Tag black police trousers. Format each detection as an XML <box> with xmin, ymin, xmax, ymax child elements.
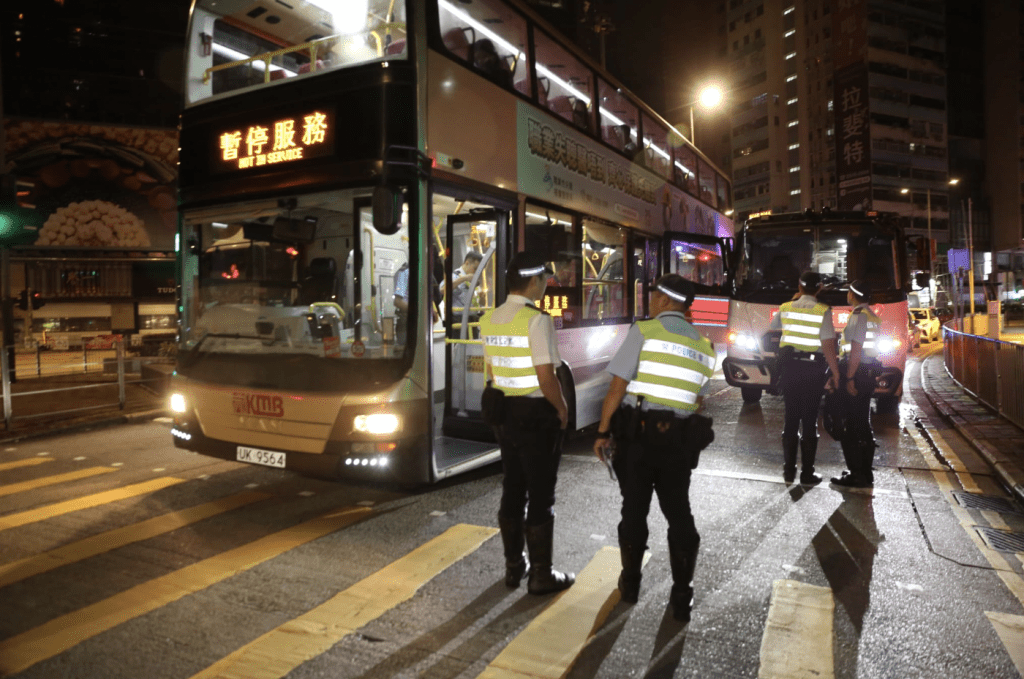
<box><xmin>612</xmin><ymin>411</ymin><xmax>700</xmax><ymax>553</ymax></box>
<box><xmin>781</xmin><ymin>356</ymin><xmax>828</xmax><ymax>441</ymax></box>
<box><xmin>495</xmin><ymin>396</ymin><xmax>564</xmax><ymax>527</ymax></box>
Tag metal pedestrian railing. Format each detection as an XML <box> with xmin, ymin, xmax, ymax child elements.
<box><xmin>0</xmin><ymin>341</ymin><xmax>172</xmax><ymax>429</ymax></box>
<box><xmin>943</xmin><ymin>324</ymin><xmax>1024</xmax><ymax>431</ymax></box>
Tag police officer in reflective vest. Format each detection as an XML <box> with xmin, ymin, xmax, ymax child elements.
<box><xmin>769</xmin><ymin>271</ymin><xmax>841</xmax><ymax>484</ymax></box>
<box><xmin>831</xmin><ymin>280</ymin><xmax>881</xmax><ymax>488</ymax></box>
<box><xmin>592</xmin><ymin>274</ymin><xmax>716</xmax><ymax>622</ymax></box>
<box><xmin>478</xmin><ymin>252</ymin><xmax>574</xmax><ymax>595</ymax></box>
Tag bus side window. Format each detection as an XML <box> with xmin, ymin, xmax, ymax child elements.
<box><xmin>442</xmin><ymin>27</ymin><xmax>475</xmax><ymax>62</ymax></box>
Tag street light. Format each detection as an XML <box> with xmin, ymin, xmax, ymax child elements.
<box><xmin>685</xmin><ymin>84</ymin><xmax>725</xmax><ymax>148</ymax></box>
<box><xmin>901</xmin><ymin>178</ymin><xmax>961</xmax><ymax>308</ymax></box>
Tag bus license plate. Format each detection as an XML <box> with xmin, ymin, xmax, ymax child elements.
<box><xmin>236</xmin><ymin>446</ymin><xmax>286</xmax><ymax>468</ymax></box>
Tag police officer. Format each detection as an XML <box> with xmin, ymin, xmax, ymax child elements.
<box><xmin>592</xmin><ymin>274</ymin><xmax>716</xmax><ymax>622</ymax></box>
<box><xmin>769</xmin><ymin>271</ymin><xmax>841</xmax><ymax>484</ymax></box>
<box><xmin>831</xmin><ymin>280</ymin><xmax>880</xmax><ymax>488</ymax></box>
<box><xmin>479</xmin><ymin>251</ymin><xmax>575</xmax><ymax>595</ymax></box>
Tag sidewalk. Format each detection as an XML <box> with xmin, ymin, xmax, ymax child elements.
<box><xmin>920</xmin><ymin>352</ymin><xmax>1024</xmax><ymax>504</ymax></box>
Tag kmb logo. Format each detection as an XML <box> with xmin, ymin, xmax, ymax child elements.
<box><xmin>232</xmin><ymin>392</ymin><xmax>285</xmax><ymax>417</ymax></box>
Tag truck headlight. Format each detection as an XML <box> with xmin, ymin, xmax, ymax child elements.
<box><xmin>170</xmin><ymin>393</ymin><xmax>187</xmax><ymax>414</ymax></box>
<box><xmin>354</xmin><ymin>413</ymin><xmax>400</xmax><ymax>435</ymax></box>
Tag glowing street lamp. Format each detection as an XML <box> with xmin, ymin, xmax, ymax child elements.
<box><xmin>686</xmin><ymin>84</ymin><xmax>726</xmax><ymax>148</ymax></box>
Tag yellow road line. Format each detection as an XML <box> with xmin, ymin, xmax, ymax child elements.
<box><xmin>478</xmin><ymin>545</ymin><xmax>623</xmax><ymax>679</ymax></box>
<box><xmin>905</xmin><ymin>425</ymin><xmax>982</xmax><ymax>493</ymax></box>
<box><xmin>191</xmin><ymin>523</ymin><xmax>498</xmax><ymax>679</ymax></box>
<box><xmin>0</xmin><ymin>466</ymin><xmax>117</xmax><ymax>498</ymax></box>
<box><xmin>0</xmin><ymin>477</ymin><xmax>187</xmax><ymax>532</ymax></box>
<box><xmin>986</xmin><ymin>611</ymin><xmax>1024</xmax><ymax>677</ymax></box>
<box><xmin>0</xmin><ymin>458</ymin><xmax>53</xmax><ymax>473</ymax></box>
<box><xmin>0</xmin><ymin>491</ymin><xmax>271</xmax><ymax>588</ymax></box>
<box><xmin>758</xmin><ymin>579</ymin><xmax>834</xmax><ymax>679</ymax></box>
<box><xmin>0</xmin><ymin>504</ymin><xmax>373</xmax><ymax>677</ymax></box>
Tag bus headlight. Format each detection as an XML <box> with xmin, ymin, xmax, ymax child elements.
<box><xmin>876</xmin><ymin>336</ymin><xmax>900</xmax><ymax>355</ymax></box>
<box><xmin>728</xmin><ymin>332</ymin><xmax>759</xmax><ymax>351</ymax></box>
<box><xmin>354</xmin><ymin>413</ymin><xmax>400</xmax><ymax>435</ymax></box>
<box><xmin>170</xmin><ymin>393</ymin><xmax>187</xmax><ymax>414</ymax></box>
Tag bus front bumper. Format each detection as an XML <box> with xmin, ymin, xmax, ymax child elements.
<box><xmin>170</xmin><ymin>417</ymin><xmax>431</xmax><ymax>485</ymax></box>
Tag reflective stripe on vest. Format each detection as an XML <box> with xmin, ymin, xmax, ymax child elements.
<box><xmin>779</xmin><ymin>300</ymin><xmax>829</xmax><ymax>352</ymax></box>
<box><xmin>625</xmin><ymin>319</ymin><xmax>716</xmax><ymax>412</ymax></box>
<box><xmin>479</xmin><ymin>306</ymin><xmax>541</xmax><ymax>396</ymax></box>
<box><xmin>841</xmin><ymin>308</ymin><xmax>881</xmax><ymax>358</ymax></box>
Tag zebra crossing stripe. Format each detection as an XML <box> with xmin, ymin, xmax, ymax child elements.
<box><xmin>0</xmin><ymin>458</ymin><xmax>53</xmax><ymax>472</ymax></box>
<box><xmin>189</xmin><ymin>523</ymin><xmax>498</xmax><ymax>679</ymax></box>
<box><xmin>0</xmin><ymin>491</ymin><xmax>271</xmax><ymax>588</ymax></box>
<box><xmin>0</xmin><ymin>466</ymin><xmax>118</xmax><ymax>497</ymax></box>
<box><xmin>477</xmin><ymin>545</ymin><xmax>622</xmax><ymax>679</ymax></box>
<box><xmin>758</xmin><ymin>579</ymin><xmax>835</xmax><ymax>679</ymax></box>
<box><xmin>0</xmin><ymin>505</ymin><xmax>373</xmax><ymax>676</ymax></box>
<box><xmin>986</xmin><ymin>611</ymin><xmax>1024</xmax><ymax>677</ymax></box>
<box><xmin>0</xmin><ymin>477</ymin><xmax>187</xmax><ymax>532</ymax></box>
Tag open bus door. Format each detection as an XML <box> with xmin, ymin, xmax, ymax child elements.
<box><xmin>660</xmin><ymin>231</ymin><xmax>734</xmax><ymax>344</ymax></box>
<box><xmin>433</xmin><ymin>208</ymin><xmax>507</xmax><ymax>480</ymax></box>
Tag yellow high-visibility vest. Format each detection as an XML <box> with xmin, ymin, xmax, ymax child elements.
<box><xmin>841</xmin><ymin>307</ymin><xmax>881</xmax><ymax>359</ymax></box>
<box><xmin>479</xmin><ymin>306</ymin><xmax>541</xmax><ymax>396</ymax></box>
<box><xmin>779</xmin><ymin>300</ymin><xmax>829</xmax><ymax>352</ymax></box>
<box><xmin>625</xmin><ymin>319</ymin><xmax>716</xmax><ymax>413</ymax></box>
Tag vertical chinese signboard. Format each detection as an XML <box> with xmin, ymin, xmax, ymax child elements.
<box><xmin>833</xmin><ymin>0</ymin><xmax>871</xmax><ymax>211</ymax></box>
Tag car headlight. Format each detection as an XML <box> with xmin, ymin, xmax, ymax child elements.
<box><xmin>728</xmin><ymin>332</ymin><xmax>759</xmax><ymax>351</ymax></box>
<box><xmin>354</xmin><ymin>413</ymin><xmax>400</xmax><ymax>435</ymax></box>
<box><xmin>170</xmin><ymin>393</ymin><xmax>187</xmax><ymax>414</ymax></box>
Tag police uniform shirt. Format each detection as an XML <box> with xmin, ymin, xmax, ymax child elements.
<box><xmin>606</xmin><ymin>311</ymin><xmax>715</xmax><ymax>419</ymax></box>
<box><xmin>485</xmin><ymin>294</ymin><xmax>561</xmax><ymax>398</ymax></box>
<box><xmin>769</xmin><ymin>293</ymin><xmax>837</xmax><ymax>344</ymax></box>
<box><xmin>844</xmin><ymin>303</ymin><xmax>870</xmax><ymax>346</ymax></box>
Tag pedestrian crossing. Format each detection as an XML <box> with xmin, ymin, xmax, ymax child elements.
<box><xmin>1</xmin><ymin>449</ymin><xmax>1023</xmax><ymax>679</ymax></box>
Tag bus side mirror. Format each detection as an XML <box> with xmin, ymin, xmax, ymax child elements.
<box><xmin>372</xmin><ymin>185</ymin><xmax>402</xmax><ymax>235</ymax></box>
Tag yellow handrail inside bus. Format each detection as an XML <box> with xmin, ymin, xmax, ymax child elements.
<box><xmin>308</xmin><ymin>302</ymin><xmax>345</xmax><ymax>317</ymax></box>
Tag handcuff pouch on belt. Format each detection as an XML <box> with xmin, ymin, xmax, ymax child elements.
<box><xmin>481</xmin><ymin>383</ymin><xmax>505</xmax><ymax>427</ymax></box>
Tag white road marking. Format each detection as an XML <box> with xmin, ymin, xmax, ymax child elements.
<box><xmin>895</xmin><ymin>581</ymin><xmax>924</xmax><ymax>592</ymax></box>
<box><xmin>430</xmin><ymin>510</ymin><xmax>447</xmax><ymax>517</ymax></box>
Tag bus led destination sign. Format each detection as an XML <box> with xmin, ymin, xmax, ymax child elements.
<box><xmin>215</xmin><ymin>109</ymin><xmax>334</xmax><ymax>172</ymax></box>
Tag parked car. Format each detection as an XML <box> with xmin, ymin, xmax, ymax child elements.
<box><xmin>910</xmin><ymin>307</ymin><xmax>941</xmax><ymax>342</ymax></box>
<box><xmin>907</xmin><ymin>313</ymin><xmax>922</xmax><ymax>349</ymax></box>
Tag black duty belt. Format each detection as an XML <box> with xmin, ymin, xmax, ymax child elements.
<box><xmin>790</xmin><ymin>351</ymin><xmax>823</xmax><ymax>361</ymax></box>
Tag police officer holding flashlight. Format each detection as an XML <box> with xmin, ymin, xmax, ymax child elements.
<box><xmin>592</xmin><ymin>274</ymin><xmax>716</xmax><ymax>622</ymax></box>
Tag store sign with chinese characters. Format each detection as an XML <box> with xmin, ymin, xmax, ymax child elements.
<box><xmin>213</xmin><ymin>108</ymin><xmax>335</xmax><ymax>173</ymax></box>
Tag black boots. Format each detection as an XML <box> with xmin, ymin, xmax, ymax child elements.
<box><xmin>831</xmin><ymin>440</ymin><xmax>874</xmax><ymax>488</ymax></box>
<box><xmin>618</xmin><ymin>540</ymin><xmax>646</xmax><ymax>604</ymax></box>
<box><xmin>525</xmin><ymin>519</ymin><xmax>575</xmax><ymax>595</ymax></box>
<box><xmin>498</xmin><ymin>513</ymin><xmax>527</xmax><ymax>588</ymax></box>
<box><xmin>668</xmin><ymin>537</ymin><xmax>699</xmax><ymax>622</ymax></box>
<box><xmin>782</xmin><ymin>434</ymin><xmax>798</xmax><ymax>483</ymax></box>
<box><xmin>799</xmin><ymin>436</ymin><xmax>822</xmax><ymax>486</ymax></box>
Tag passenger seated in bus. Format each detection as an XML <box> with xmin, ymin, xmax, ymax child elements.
<box><xmin>618</xmin><ymin>125</ymin><xmax>639</xmax><ymax>160</ymax></box>
<box><xmin>394</xmin><ymin>261</ymin><xmax>410</xmax><ymax>344</ymax></box>
<box><xmin>571</xmin><ymin>99</ymin><xmax>590</xmax><ymax>131</ymax></box>
<box><xmin>472</xmin><ymin>39</ymin><xmax>513</xmax><ymax>89</ymax></box>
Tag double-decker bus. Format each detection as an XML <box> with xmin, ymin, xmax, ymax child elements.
<box><xmin>722</xmin><ymin>210</ymin><xmax>910</xmax><ymax>411</ymax></box>
<box><xmin>170</xmin><ymin>0</ymin><xmax>733</xmax><ymax>484</ymax></box>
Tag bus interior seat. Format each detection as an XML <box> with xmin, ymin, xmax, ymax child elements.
<box><xmin>571</xmin><ymin>98</ymin><xmax>590</xmax><ymax>130</ymax></box>
<box><xmin>471</xmin><ymin>39</ymin><xmax>513</xmax><ymax>88</ymax></box>
<box><xmin>298</xmin><ymin>60</ymin><xmax>325</xmax><ymax>75</ymax></box>
<box><xmin>270</xmin><ymin>70</ymin><xmax>288</xmax><ymax>81</ymax></box>
<box><xmin>300</xmin><ymin>257</ymin><xmax>339</xmax><ymax>304</ymax></box>
<box><xmin>443</xmin><ymin>27</ymin><xmax>474</xmax><ymax>62</ymax></box>
<box><xmin>548</xmin><ymin>95</ymin><xmax>573</xmax><ymax>120</ymax></box>
<box><xmin>537</xmin><ymin>77</ymin><xmax>551</xmax><ymax>106</ymax></box>
<box><xmin>386</xmin><ymin>39</ymin><xmax>406</xmax><ymax>55</ymax></box>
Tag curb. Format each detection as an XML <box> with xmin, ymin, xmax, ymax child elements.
<box><xmin>0</xmin><ymin>408</ymin><xmax>169</xmax><ymax>446</ymax></box>
<box><xmin>919</xmin><ymin>355</ymin><xmax>1024</xmax><ymax>506</ymax></box>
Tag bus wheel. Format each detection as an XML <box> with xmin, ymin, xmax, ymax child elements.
<box><xmin>741</xmin><ymin>387</ymin><xmax>762</xmax><ymax>404</ymax></box>
<box><xmin>875</xmin><ymin>394</ymin><xmax>900</xmax><ymax>414</ymax></box>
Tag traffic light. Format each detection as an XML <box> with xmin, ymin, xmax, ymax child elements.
<box><xmin>0</xmin><ymin>174</ymin><xmax>40</xmax><ymax>245</ymax></box>
<box><xmin>30</xmin><ymin>291</ymin><xmax>44</xmax><ymax>310</ymax></box>
<box><xmin>15</xmin><ymin>290</ymin><xmax>44</xmax><ymax>311</ymax></box>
